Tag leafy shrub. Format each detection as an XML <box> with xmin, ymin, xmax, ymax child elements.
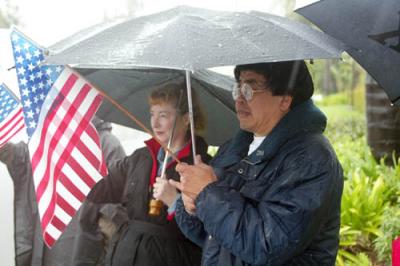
<box><xmin>374</xmin><ymin>206</ymin><xmax>400</xmax><ymax>264</ymax></box>
<box><xmin>319</xmin><ymin>102</ymin><xmax>399</xmax><ymax>265</ymax></box>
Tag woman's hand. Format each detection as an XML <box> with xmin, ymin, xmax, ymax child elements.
<box><xmin>153</xmin><ymin>177</ymin><xmax>178</xmax><ymax>207</ymax></box>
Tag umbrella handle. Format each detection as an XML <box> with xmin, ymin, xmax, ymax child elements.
<box><xmin>148</xmin><ymin>199</ymin><xmax>163</xmax><ymax>216</ymax></box>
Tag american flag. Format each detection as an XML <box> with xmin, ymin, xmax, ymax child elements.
<box><xmin>10</xmin><ymin>29</ymin><xmax>108</xmax><ymax>247</ymax></box>
<box><xmin>0</xmin><ymin>83</ymin><xmax>25</xmax><ymax>147</ymax></box>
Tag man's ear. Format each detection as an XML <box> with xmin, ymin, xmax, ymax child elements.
<box><xmin>280</xmin><ymin>95</ymin><xmax>293</xmax><ymax>112</ymax></box>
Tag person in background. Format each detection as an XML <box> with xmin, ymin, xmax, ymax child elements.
<box><xmin>0</xmin><ymin>142</ymin><xmax>36</xmax><ymax>266</ymax></box>
<box><xmin>0</xmin><ymin>116</ymin><xmax>125</xmax><ymax>266</ymax></box>
<box><xmin>171</xmin><ymin>61</ymin><xmax>344</xmax><ymax>265</ymax></box>
<box><xmin>72</xmin><ymin>116</ymin><xmax>126</xmax><ymax>265</ymax></box>
<box><xmin>85</xmin><ymin>82</ymin><xmax>210</xmax><ymax>266</ymax></box>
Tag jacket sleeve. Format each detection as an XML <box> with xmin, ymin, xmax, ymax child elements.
<box><xmin>98</xmin><ymin>131</ymin><xmax>126</xmax><ymax>166</ymax></box>
<box><xmin>195</xmin><ymin>145</ymin><xmax>342</xmax><ymax>264</ymax></box>
<box><xmin>175</xmin><ymin>196</ymin><xmax>208</xmax><ymax>248</ymax></box>
<box><xmin>0</xmin><ymin>142</ymin><xmax>31</xmax><ymax>183</ymax></box>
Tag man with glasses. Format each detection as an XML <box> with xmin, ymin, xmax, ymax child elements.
<box><xmin>170</xmin><ymin>60</ymin><xmax>344</xmax><ymax>265</ymax></box>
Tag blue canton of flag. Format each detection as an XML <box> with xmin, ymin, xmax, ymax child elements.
<box><xmin>10</xmin><ymin>30</ymin><xmax>63</xmax><ymax>138</ymax></box>
<box><xmin>0</xmin><ymin>83</ymin><xmax>25</xmax><ymax>147</ymax></box>
<box><xmin>0</xmin><ymin>84</ymin><xmax>19</xmax><ymax>121</ymax></box>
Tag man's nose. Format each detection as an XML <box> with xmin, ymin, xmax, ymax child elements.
<box><xmin>235</xmin><ymin>94</ymin><xmax>246</xmax><ymax>104</ymax></box>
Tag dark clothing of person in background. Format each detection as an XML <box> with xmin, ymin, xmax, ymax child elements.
<box><xmin>0</xmin><ymin>142</ymin><xmax>36</xmax><ymax>266</ymax></box>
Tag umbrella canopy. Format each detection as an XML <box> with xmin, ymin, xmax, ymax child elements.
<box><xmin>296</xmin><ymin>0</ymin><xmax>400</xmax><ymax>105</ymax></box>
<box><xmin>46</xmin><ymin>5</ymin><xmax>344</xmax><ymax>70</ymax></box>
<box><xmin>75</xmin><ymin>68</ymin><xmax>238</xmax><ymax>146</ymax></box>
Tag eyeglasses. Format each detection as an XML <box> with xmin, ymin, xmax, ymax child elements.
<box><xmin>232</xmin><ymin>83</ymin><xmax>268</xmax><ymax>101</ymax></box>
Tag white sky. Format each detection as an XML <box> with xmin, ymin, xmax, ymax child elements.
<box><xmin>11</xmin><ymin>0</ymin><xmax>317</xmax><ymax>45</ymax></box>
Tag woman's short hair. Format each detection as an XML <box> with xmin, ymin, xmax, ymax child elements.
<box><xmin>149</xmin><ymin>82</ymin><xmax>206</xmax><ymax>133</ymax></box>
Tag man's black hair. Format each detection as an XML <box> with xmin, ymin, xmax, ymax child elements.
<box><xmin>234</xmin><ymin>60</ymin><xmax>314</xmax><ymax>108</ymax></box>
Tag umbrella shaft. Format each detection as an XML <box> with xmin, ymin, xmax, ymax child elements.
<box><xmin>186</xmin><ymin>70</ymin><xmax>196</xmax><ymax>163</ymax></box>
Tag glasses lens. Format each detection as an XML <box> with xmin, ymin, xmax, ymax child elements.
<box><xmin>242</xmin><ymin>83</ymin><xmax>253</xmax><ymax>101</ymax></box>
<box><xmin>232</xmin><ymin>83</ymin><xmax>240</xmax><ymax>100</ymax></box>
<box><xmin>232</xmin><ymin>83</ymin><xmax>254</xmax><ymax>101</ymax></box>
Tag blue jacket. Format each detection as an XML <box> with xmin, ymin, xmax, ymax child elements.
<box><xmin>175</xmin><ymin>100</ymin><xmax>344</xmax><ymax>265</ymax></box>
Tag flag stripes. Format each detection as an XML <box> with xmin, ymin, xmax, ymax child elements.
<box><xmin>11</xmin><ymin>28</ymin><xmax>107</xmax><ymax>247</ymax></box>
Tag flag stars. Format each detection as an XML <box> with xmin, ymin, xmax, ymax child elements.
<box><xmin>34</xmin><ymin>49</ymin><xmax>41</xmax><ymax>58</ymax></box>
<box><xmin>17</xmin><ymin>67</ymin><xmax>26</xmax><ymax>76</ymax></box>
<box><xmin>36</xmin><ymin>71</ymin><xmax>43</xmax><ymax>79</ymax></box>
<box><xmin>23</xmin><ymin>43</ymin><xmax>30</xmax><ymax>50</ymax></box>
<box><xmin>25</xmin><ymin>52</ymin><xmax>33</xmax><ymax>61</ymax></box>
<box><xmin>24</xmin><ymin>99</ymin><xmax>32</xmax><ymax>108</ymax></box>
<box><xmin>28</xmin><ymin>63</ymin><xmax>36</xmax><ymax>71</ymax></box>
<box><xmin>20</xmin><ymin>78</ymin><xmax>28</xmax><ymax>86</ymax></box>
<box><xmin>16</xmin><ymin>55</ymin><xmax>24</xmax><ymax>64</ymax></box>
<box><xmin>26</xmin><ymin>110</ymin><xmax>34</xmax><ymax>118</ymax></box>
<box><xmin>29</xmin><ymin>120</ymin><xmax>36</xmax><ymax>129</ymax></box>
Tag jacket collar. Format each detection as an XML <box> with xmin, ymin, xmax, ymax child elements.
<box><xmin>216</xmin><ymin>100</ymin><xmax>326</xmax><ymax>166</ymax></box>
<box><xmin>144</xmin><ymin>137</ymin><xmax>192</xmax><ymax>164</ymax></box>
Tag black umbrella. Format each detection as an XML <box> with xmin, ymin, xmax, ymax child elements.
<box><xmin>296</xmin><ymin>0</ymin><xmax>400</xmax><ymax>105</ymax></box>
<box><xmin>75</xmin><ymin>68</ymin><xmax>237</xmax><ymax>147</ymax></box>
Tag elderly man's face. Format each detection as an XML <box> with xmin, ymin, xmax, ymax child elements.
<box><xmin>235</xmin><ymin>70</ymin><xmax>292</xmax><ymax>136</ymax></box>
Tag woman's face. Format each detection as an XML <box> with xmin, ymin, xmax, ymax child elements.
<box><xmin>150</xmin><ymin>102</ymin><xmax>188</xmax><ymax>147</ymax></box>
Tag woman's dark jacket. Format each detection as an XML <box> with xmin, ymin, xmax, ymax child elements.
<box><xmin>175</xmin><ymin>100</ymin><xmax>344</xmax><ymax>265</ymax></box>
<box><xmin>86</xmin><ymin>136</ymin><xmax>211</xmax><ymax>266</ymax></box>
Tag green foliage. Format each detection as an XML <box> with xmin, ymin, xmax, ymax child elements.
<box><xmin>309</xmin><ymin>55</ymin><xmax>365</xmax><ymax>97</ymax></box>
<box><xmin>340</xmin><ymin>172</ymin><xmax>386</xmax><ymax>239</ymax></box>
<box><xmin>374</xmin><ymin>206</ymin><xmax>400</xmax><ymax>264</ymax></box>
<box><xmin>317</xmin><ymin>93</ymin><xmax>349</xmax><ymax>106</ymax></box>
<box><xmin>316</xmin><ymin>84</ymin><xmax>365</xmax><ymax>114</ymax></box>
<box><xmin>320</xmin><ymin>101</ymin><xmax>399</xmax><ymax>265</ymax></box>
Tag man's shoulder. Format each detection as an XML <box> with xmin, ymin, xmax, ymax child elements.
<box><xmin>282</xmin><ymin>133</ymin><xmax>340</xmax><ymax>168</ymax></box>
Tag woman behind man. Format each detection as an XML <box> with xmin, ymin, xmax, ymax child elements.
<box><xmin>84</xmin><ymin>82</ymin><xmax>210</xmax><ymax>265</ymax></box>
